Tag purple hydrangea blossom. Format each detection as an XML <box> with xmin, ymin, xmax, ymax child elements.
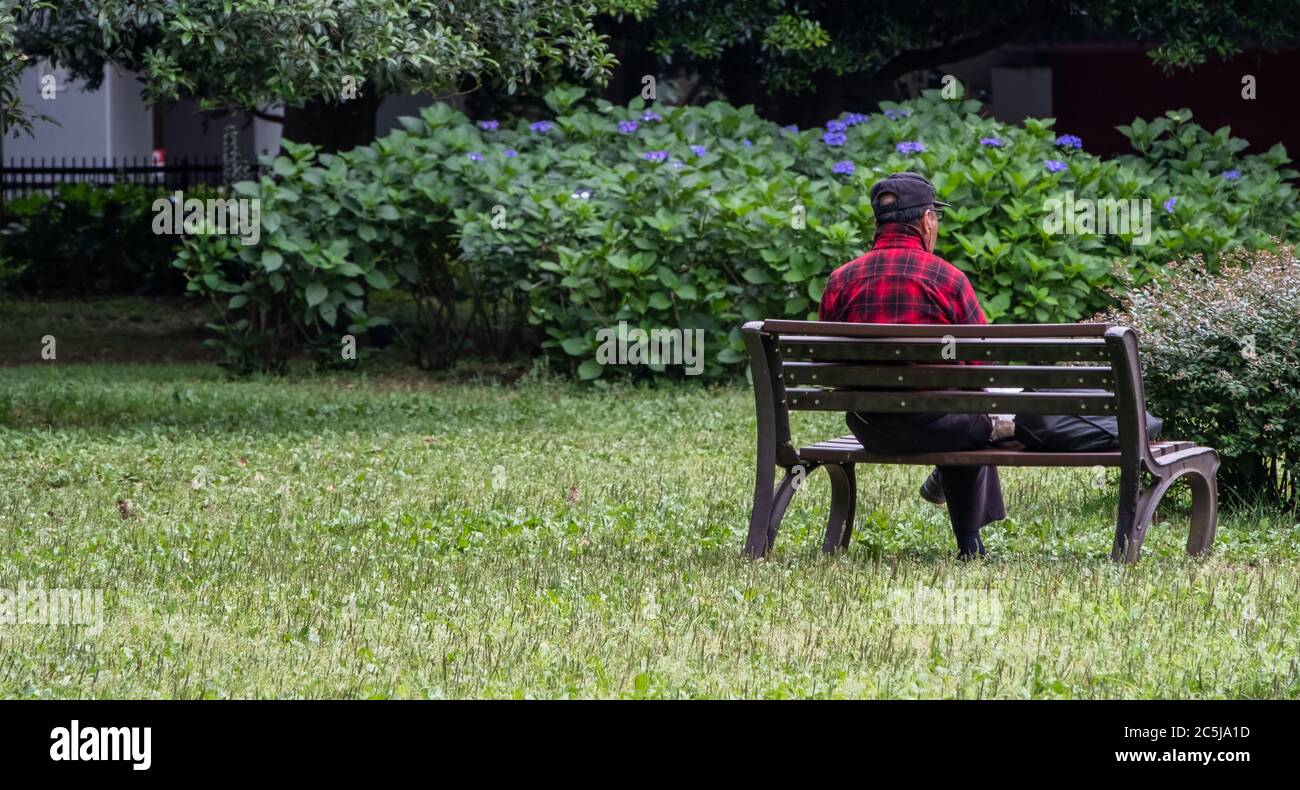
<box><xmin>642</xmin><ymin>110</ymin><xmax>662</xmax><ymax>122</ymax></box>
<box><xmin>883</xmin><ymin>108</ymin><xmax>911</xmax><ymax>120</ymax></box>
<box><xmin>643</xmin><ymin>150</ymin><xmax>669</xmax><ymax>162</ymax></box>
<box><xmin>826</xmin><ymin>119</ymin><xmax>847</xmax><ymax>133</ymax></box>
<box><xmin>1056</xmin><ymin>134</ymin><xmax>1083</xmax><ymax>149</ymax></box>
<box><xmin>503</xmin><ymin>149</ymin><xmax>518</xmax><ymax>158</ymax></box>
<box><xmin>478</xmin><ymin>120</ymin><xmax>499</xmax><ymax>131</ymax></box>
<box><xmin>832</xmin><ymin>160</ymin><xmax>855</xmax><ymax>176</ymax></box>
<box><xmin>530</xmin><ymin>120</ymin><xmax>554</xmax><ymax>134</ymax></box>
<box><xmin>1222</xmin><ymin>169</ymin><xmax>1242</xmax><ymax>181</ymax></box>
<box><xmin>1163</xmin><ymin>197</ymin><xmax>1177</xmax><ymax>213</ymax></box>
<box><xmin>843</xmin><ymin>113</ymin><xmax>869</xmax><ymax>126</ymax></box>
<box><xmin>742</xmin><ymin>139</ymin><xmax>753</xmax><ymax>147</ymax></box>
<box><xmin>618</xmin><ymin>120</ymin><xmax>639</xmax><ymax>134</ymax></box>
<box><xmin>895</xmin><ymin>141</ymin><xmax>925</xmax><ymax>155</ymax></box>
<box><xmin>822</xmin><ymin>131</ymin><xmax>847</xmax><ymax>147</ymax></box>
<box><xmin>669</xmin><ymin>158</ymin><xmax>685</xmax><ymax>170</ymax></box>
<box><xmin>467</xmin><ymin>151</ymin><xmax>483</xmax><ymax>162</ymax></box>
<box><xmin>979</xmin><ymin>137</ymin><xmax>1003</xmax><ymax>147</ymax></box>
<box><xmin>690</xmin><ymin>144</ymin><xmax>708</xmax><ymax>157</ymax></box>
<box><xmin>1045</xmin><ymin>159</ymin><xmax>1067</xmax><ymax>173</ymax></box>
<box><xmin>781</xmin><ymin>124</ymin><xmax>799</xmax><ymax>134</ymax></box>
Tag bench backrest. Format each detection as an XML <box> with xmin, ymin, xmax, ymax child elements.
<box><xmin>742</xmin><ymin>319</ymin><xmax>1156</xmax><ymax>469</ymax></box>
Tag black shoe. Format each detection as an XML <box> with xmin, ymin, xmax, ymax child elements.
<box><xmin>919</xmin><ymin>467</ymin><xmax>945</xmax><ymax>505</ymax></box>
<box><xmin>955</xmin><ymin>535</ymin><xmax>988</xmax><ymax>561</ymax></box>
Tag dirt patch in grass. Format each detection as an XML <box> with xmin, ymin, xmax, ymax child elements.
<box><xmin>0</xmin><ymin>296</ymin><xmax>217</xmax><ymax>366</ymax></box>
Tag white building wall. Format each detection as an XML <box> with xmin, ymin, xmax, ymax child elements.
<box><xmin>4</xmin><ymin>62</ymin><xmax>152</xmax><ymax>161</ymax></box>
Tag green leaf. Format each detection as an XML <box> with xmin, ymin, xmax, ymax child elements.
<box><xmin>305</xmin><ymin>283</ymin><xmax>329</xmax><ymax>307</ymax></box>
<box><xmin>560</xmin><ymin>337</ymin><xmax>589</xmax><ymax>356</ymax></box>
<box><xmin>577</xmin><ymin>359</ymin><xmax>604</xmax><ymax>380</ymax></box>
<box><xmin>261</xmin><ymin>250</ymin><xmax>284</xmax><ymax>272</ymax></box>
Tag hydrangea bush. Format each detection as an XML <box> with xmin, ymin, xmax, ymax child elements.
<box><xmin>177</xmin><ymin>86</ymin><xmax>1300</xmax><ymax>376</ymax></box>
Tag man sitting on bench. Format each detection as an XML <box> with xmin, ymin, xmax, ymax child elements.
<box><xmin>817</xmin><ymin>172</ymin><xmax>1013</xmax><ymax>559</ymax></box>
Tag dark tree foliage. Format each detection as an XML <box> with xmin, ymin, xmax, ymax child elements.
<box><xmin>598</xmin><ymin>0</ymin><xmax>1300</xmax><ymax>124</ymax></box>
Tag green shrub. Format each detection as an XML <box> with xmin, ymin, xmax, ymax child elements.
<box><xmin>0</xmin><ymin>182</ymin><xmax>188</xmax><ymax>295</ymax></box>
<box><xmin>173</xmin><ymin>142</ymin><xmax>395</xmax><ymax>374</ymax></box>
<box><xmin>179</xmin><ymin>86</ymin><xmax>1300</xmax><ymax>377</ymax></box>
<box><xmin>1104</xmin><ymin>245</ymin><xmax>1300</xmax><ymax>507</ymax></box>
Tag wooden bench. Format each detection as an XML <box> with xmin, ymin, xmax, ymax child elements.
<box><xmin>741</xmin><ymin>320</ymin><xmax>1220</xmax><ymax>562</ymax></box>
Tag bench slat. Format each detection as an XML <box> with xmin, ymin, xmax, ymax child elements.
<box><xmin>786</xmin><ymin>387</ymin><xmax>1118</xmax><ymax>415</ymax></box>
<box><xmin>779</xmin><ymin>336</ymin><xmax>1111</xmax><ymax>363</ymax></box>
<box><xmin>781</xmin><ymin>362</ymin><xmax>1114</xmax><ymax>390</ymax></box>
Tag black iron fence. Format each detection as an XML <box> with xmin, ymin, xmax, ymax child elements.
<box><xmin>0</xmin><ymin>155</ymin><xmax>226</xmax><ymax>201</ymax></box>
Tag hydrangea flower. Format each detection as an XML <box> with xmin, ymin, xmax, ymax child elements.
<box><xmin>843</xmin><ymin>113</ymin><xmax>869</xmax><ymax>126</ymax></box>
<box><xmin>896</xmin><ymin>141</ymin><xmax>925</xmax><ymax>155</ymax></box>
<box><xmin>530</xmin><ymin>120</ymin><xmax>554</xmax><ymax>134</ymax></box>
<box><xmin>1056</xmin><ymin>134</ymin><xmax>1083</xmax><ymax>149</ymax></box>
<box><xmin>822</xmin><ymin>131</ymin><xmax>847</xmax><ymax>146</ymax></box>
<box><xmin>642</xmin><ymin>110</ymin><xmax>662</xmax><ymax>122</ymax></box>
<box><xmin>669</xmin><ymin>158</ymin><xmax>685</xmax><ymax>170</ymax></box>
<box><xmin>478</xmin><ymin>120</ymin><xmax>499</xmax><ymax>131</ymax></box>
<box><xmin>742</xmin><ymin>139</ymin><xmax>753</xmax><ymax>147</ymax></box>
<box><xmin>570</xmin><ymin>188</ymin><xmax>593</xmax><ymax>200</ymax></box>
<box><xmin>467</xmin><ymin>151</ymin><xmax>483</xmax><ymax>162</ymax></box>
<box><xmin>1222</xmin><ymin>169</ymin><xmax>1242</xmax><ymax>181</ymax></box>
<box><xmin>781</xmin><ymin>124</ymin><xmax>799</xmax><ymax>134</ymax></box>
<box><xmin>643</xmin><ymin>150</ymin><xmax>669</xmax><ymax>162</ymax></box>
<box><xmin>1163</xmin><ymin>197</ymin><xmax>1177</xmax><ymax>213</ymax></box>
<box><xmin>690</xmin><ymin>144</ymin><xmax>708</xmax><ymax>157</ymax></box>
<box><xmin>832</xmin><ymin>160</ymin><xmax>855</xmax><ymax>176</ymax></box>
<box><xmin>618</xmin><ymin>120</ymin><xmax>639</xmax><ymax>134</ymax></box>
<box><xmin>1045</xmin><ymin>159</ymin><xmax>1067</xmax><ymax>173</ymax></box>
<box><xmin>503</xmin><ymin>149</ymin><xmax>518</xmax><ymax>158</ymax></box>
<box><xmin>826</xmin><ymin>119</ymin><xmax>847</xmax><ymax>133</ymax></box>
<box><xmin>979</xmin><ymin>137</ymin><xmax>1003</xmax><ymax>147</ymax></box>
<box><xmin>883</xmin><ymin>108</ymin><xmax>911</xmax><ymax>120</ymax></box>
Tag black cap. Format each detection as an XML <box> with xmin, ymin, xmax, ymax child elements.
<box><xmin>870</xmin><ymin>172</ymin><xmax>951</xmax><ymax>221</ymax></box>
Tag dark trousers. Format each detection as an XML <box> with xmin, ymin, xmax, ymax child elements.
<box><xmin>846</xmin><ymin>412</ymin><xmax>1006</xmax><ymax>544</ymax></box>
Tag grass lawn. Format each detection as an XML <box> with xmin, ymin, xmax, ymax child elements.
<box><xmin>1</xmin><ymin>299</ymin><xmax>1299</xmax><ymax>698</ymax></box>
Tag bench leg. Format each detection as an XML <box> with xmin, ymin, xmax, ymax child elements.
<box><xmin>1112</xmin><ymin>458</ymin><xmax>1220</xmax><ymax>563</ymax></box>
<box><xmin>745</xmin><ymin>463</ymin><xmax>816</xmax><ymax>558</ymax></box>
<box><xmin>1111</xmin><ymin>462</ymin><xmax>1153</xmax><ymax>563</ymax></box>
<box><xmin>1112</xmin><ymin>465</ymin><xmax>1141</xmax><ymax>562</ymax></box>
<box><xmin>823</xmin><ymin>463</ymin><xmax>857</xmax><ymax>553</ymax></box>
<box><xmin>1184</xmin><ymin>461</ymin><xmax>1218</xmax><ymax>557</ymax></box>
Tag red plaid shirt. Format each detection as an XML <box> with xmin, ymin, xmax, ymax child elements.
<box><xmin>818</xmin><ymin>223</ymin><xmax>987</xmax><ymax>326</ymax></box>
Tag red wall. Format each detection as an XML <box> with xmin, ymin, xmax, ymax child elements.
<box><xmin>1047</xmin><ymin>46</ymin><xmax>1300</xmax><ymax>159</ymax></box>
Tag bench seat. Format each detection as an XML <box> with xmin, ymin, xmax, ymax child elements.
<box><xmin>798</xmin><ymin>437</ymin><xmax>1201</xmax><ymax>467</ymax></box>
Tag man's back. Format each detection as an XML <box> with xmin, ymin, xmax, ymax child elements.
<box><xmin>818</xmin><ymin>223</ymin><xmax>986</xmax><ymax>326</ymax></box>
